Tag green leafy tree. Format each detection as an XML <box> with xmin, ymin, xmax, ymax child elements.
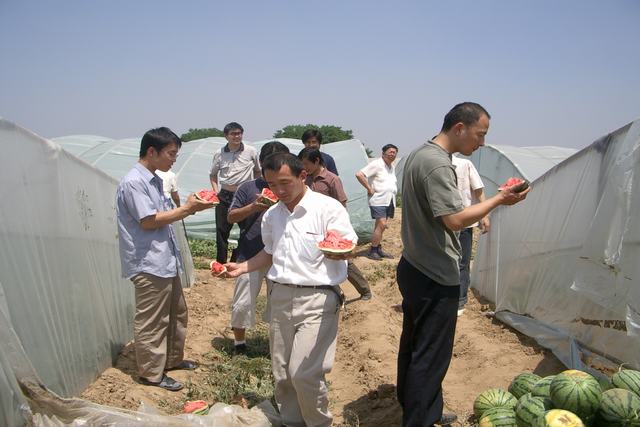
<box><xmin>273</xmin><ymin>124</ymin><xmax>354</xmax><ymax>144</ymax></box>
<box><xmin>365</xmin><ymin>147</ymin><xmax>374</xmax><ymax>158</ymax></box>
<box><xmin>181</xmin><ymin>127</ymin><xmax>225</xmax><ymax>142</ymax></box>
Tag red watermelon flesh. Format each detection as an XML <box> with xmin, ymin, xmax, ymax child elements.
<box><xmin>317</xmin><ymin>231</ymin><xmax>356</xmax><ymax>253</ymax></box>
<box><xmin>499</xmin><ymin>177</ymin><xmax>529</xmax><ymax>193</ymax></box>
<box><xmin>195</xmin><ymin>189</ymin><xmax>220</xmax><ymax>204</ymax></box>
<box><xmin>184</xmin><ymin>400</ymin><xmax>209</xmax><ymax>414</ymax></box>
<box><xmin>260</xmin><ymin>188</ymin><xmax>279</xmax><ymax>205</ymax></box>
<box><xmin>210</xmin><ymin>261</ymin><xmax>227</xmax><ymax>275</ymax></box>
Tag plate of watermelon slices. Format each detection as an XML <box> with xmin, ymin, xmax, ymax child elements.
<box><xmin>194</xmin><ymin>189</ymin><xmax>220</xmax><ymax>205</ymax></box>
<box><xmin>317</xmin><ymin>231</ymin><xmax>356</xmax><ymax>255</ymax></box>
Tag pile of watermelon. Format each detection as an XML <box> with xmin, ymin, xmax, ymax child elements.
<box><xmin>473</xmin><ymin>367</ymin><xmax>640</xmax><ymax>427</ymax></box>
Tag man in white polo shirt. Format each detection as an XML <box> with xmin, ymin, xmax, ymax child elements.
<box><xmin>225</xmin><ymin>152</ymin><xmax>356</xmax><ymax>427</ymax></box>
<box><xmin>451</xmin><ymin>155</ymin><xmax>490</xmax><ymax>316</ymax></box>
<box><xmin>210</xmin><ymin>122</ymin><xmax>261</xmax><ymax>263</ymax></box>
<box><xmin>356</xmin><ymin>144</ymin><xmax>398</xmax><ymax>260</ymax></box>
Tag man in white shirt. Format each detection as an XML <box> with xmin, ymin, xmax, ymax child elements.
<box><xmin>356</xmin><ymin>144</ymin><xmax>398</xmax><ymax>260</ymax></box>
<box><xmin>451</xmin><ymin>156</ymin><xmax>490</xmax><ymax>316</ymax></box>
<box><xmin>155</xmin><ymin>169</ymin><xmax>181</xmax><ymax>207</ymax></box>
<box><xmin>225</xmin><ymin>153</ymin><xmax>356</xmax><ymax>427</ymax></box>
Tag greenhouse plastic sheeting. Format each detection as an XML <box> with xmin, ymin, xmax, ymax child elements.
<box><xmin>472</xmin><ymin>119</ymin><xmax>640</xmax><ymax>369</ymax></box>
<box><xmin>0</xmin><ymin>118</ymin><xmax>183</xmax><ymax>425</ymax></box>
<box><xmin>55</xmin><ymin>135</ymin><xmax>375</xmax><ymax>242</ymax></box>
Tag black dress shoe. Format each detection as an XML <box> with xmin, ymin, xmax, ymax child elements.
<box><xmin>139</xmin><ymin>374</ymin><xmax>184</xmax><ymax>391</ymax></box>
<box><xmin>166</xmin><ymin>360</ymin><xmax>198</xmax><ymax>371</ymax></box>
<box><xmin>234</xmin><ymin>343</ymin><xmax>248</xmax><ymax>355</ymax></box>
<box><xmin>436</xmin><ymin>412</ymin><xmax>458</xmax><ymax>426</ymax></box>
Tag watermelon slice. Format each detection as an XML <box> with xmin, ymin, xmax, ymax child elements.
<box><xmin>260</xmin><ymin>188</ymin><xmax>279</xmax><ymax>206</ymax></box>
<box><xmin>499</xmin><ymin>177</ymin><xmax>529</xmax><ymax>193</ymax></box>
<box><xmin>317</xmin><ymin>231</ymin><xmax>356</xmax><ymax>255</ymax></box>
<box><xmin>195</xmin><ymin>189</ymin><xmax>220</xmax><ymax>205</ymax></box>
<box><xmin>183</xmin><ymin>400</ymin><xmax>209</xmax><ymax>415</ymax></box>
<box><xmin>210</xmin><ymin>260</ymin><xmax>227</xmax><ymax>276</ymax></box>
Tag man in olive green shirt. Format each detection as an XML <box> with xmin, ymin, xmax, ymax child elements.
<box><xmin>397</xmin><ymin>102</ymin><xmax>530</xmax><ymax>426</ymax></box>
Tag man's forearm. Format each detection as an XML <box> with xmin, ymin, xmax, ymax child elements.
<box><xmin>141</xmin><ymin>206</ymin><xmax>193</xmax><ymax>230</ymax></box>
<box><xmin>210</xmin><ymin>176</ymin><xmax>218</xmax><ymax>192</ymax></box>
<box><xmin>228</xmin><ymin>204</ymin><xmax>256</xmax><ymax>224</ymax></box>
<box><xmin>442</xmin><ymin>196</ymin><xmax>501</xmax><ymax>231</ymax></box>
<box><xmin>246</xmin><ymin>250</ymin><xmax>272</xmax><ymax>273</ymax></box>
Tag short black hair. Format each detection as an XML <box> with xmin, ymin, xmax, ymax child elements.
<box><xmin>382</xmin><ymin>144</ymin><xmax>398</xmax><ymax>153</ymax></box>
<box><xmin>139</xmin><ymin>127</ymin><xmax>182</xmax><ymax>158</ymax></box>
<box><xmin>262</xmin><ymin>152</ymin><xmax>305</xmax><ymax>177</ymax></box>
<box><xmin>259</xmin><ymin>141</ymin><xmax>290</xmax><ymax>164</ymax></box>
<box><xmin>301</xmin><ymin>129</ymin><xmax>322</xmax><ymax>144</ymax></box>
<box><xmin>298</xmin><ymin>147</ymin><xmax>324</xmax><ymax>165</ymax></box>
<box><xmin>223</xmin><ymin>122</ymin><xmax>244</xmax><ymax>135</ymax></box>
<box><xmin>441</xmin><ymin>102</ymin><xmax>491</xmax><ymax>132</ymax></box>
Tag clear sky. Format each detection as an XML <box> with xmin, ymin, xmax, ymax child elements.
<box><xmin>1</xmin><ymin>0</ymin><xmax>639</xmax><ymax>154</ymax></box>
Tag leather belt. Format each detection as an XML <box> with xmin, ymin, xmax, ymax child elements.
<box><xmin>273</xmin><ymin>281</ymin><xmax>334</xmax><ymax>290</ymax></box>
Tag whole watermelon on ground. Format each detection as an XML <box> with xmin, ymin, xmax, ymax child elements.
<box><xmin>479</xmin><ymin>407</ymin><xmax>518</xmax><ymax>427</ymax></box>
<box><xmin>549</xmin><ymin>370</ymin><xmax>601</xmax><ymax>421</ymax></box>
<box><xmin>611</xmin><ymin>369</ymin><xmax>640</xmax><ymax>398</ymax></box>
<box><xmin>596</xmin><ymin>388</ymin><xmax>640</xmax><ymax>427</ymax></box>
<box><xmin>475</xmin><ymin>389</ymin><xmax>519</xmax><ymax>417</ymax></box>
<box><xmin>510</xmin><ymin>373</ymin><xmax>543</xmax><ymax>399</ymax></box>
<box><xmin>533</xmin><ymin>409</ymin><xmax>584</xmax><ymax>427</ymax></box>
<box><xmin>516</xmin><ymin>393</ymin><xmax>554</xmax><ymax>427</ymax></box>
<box><xmin>533</xmin><ymin>376</ymin><xmax>557</xmax><ymax>399</ymax></box>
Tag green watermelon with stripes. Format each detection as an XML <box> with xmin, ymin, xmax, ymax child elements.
<box><xmin>533</xmin><ymin>376</ymin><xmax>557</xmax><ymax>399</ymax></box>
<box><xmin>510</xmin><ymin>373</ymin><xmax>543</xmax><ymax>399</ymax></box>
<box><xmin>475</xmin><ymin>389</ymin><xmax>519</xmax><ymax>417</ymax></box>
<box><xmin>596</xmin><ymin>388</ymin><xmax>640</xmax><ymax>427</ymax></box>
<box><xmin>516</xmin><ymin>393</ymin><xmax>554</xmax><ymax>427</ymax></box>
<box><xmin>533</xmin><ymin>409</ymin><xmax>584</xmax><ymax>427</ymax></box>
<box><xmin>479</xmin><ymin>407</ymin><xmax>518</xmax><ymax>427</ymax></box>
<box><xmin>612</xmin><ymin>369</ymin><xmax>640</xmax><ymax>398</ymax></box>
<box><xmin>549</xmin><ymin>370</ymin><xmax>601</xmax><ymax>420</ymax></box>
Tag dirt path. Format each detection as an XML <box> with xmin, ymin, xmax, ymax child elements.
<box><xmin>82</xmin><ymin>212</ymin><xmax>564</xmax><ymax>425</ymax></box>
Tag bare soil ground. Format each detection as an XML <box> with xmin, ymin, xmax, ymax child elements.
<box><xmin>82</xmin><ymin>212</ymin><xmax>565</xmax><ymax>425</ymax></box>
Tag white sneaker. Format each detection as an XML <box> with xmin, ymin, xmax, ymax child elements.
<box><xmin>457</xmin><ymin>308</ymin><xmax>465</xmax><ymax>317</ymax></box>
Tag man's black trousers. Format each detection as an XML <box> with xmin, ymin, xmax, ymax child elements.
<box><xmin>396</xmin><ymin>256</ymin><xmax>459</xmax><ymax>427</ymax></box>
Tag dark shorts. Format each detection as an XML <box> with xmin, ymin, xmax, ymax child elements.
<box><xmin>370</xmin><ymin>200</ymin><xmax>395</xmax><ymax>219</ymax></box>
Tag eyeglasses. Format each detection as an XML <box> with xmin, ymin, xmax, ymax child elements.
<box><xmin>228</xmin><ymin>131</ymin><xmax>243</xmax><ymax>136</ymax></box>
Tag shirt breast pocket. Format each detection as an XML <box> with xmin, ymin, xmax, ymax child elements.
<box><xmin>298</xmin><ymin>234</ymin><xmax>323</xmax><ymax>264</ymax></box>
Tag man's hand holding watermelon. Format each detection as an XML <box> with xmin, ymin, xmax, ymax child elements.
<box><xmin>184</xmin><ymin>193</ymin><xmax>217</xmax><ymax>214</ymax></box>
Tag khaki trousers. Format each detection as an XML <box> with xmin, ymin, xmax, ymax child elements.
<box><xmin>131</xmin><ymin>273</ymin><xmax>187</xmax><ymax>382</ymax></box>
<box><xmin>231</xmin><ymin>268</ymin><xmax>270</xmax><ymax>329</ymax></box>
<box><xmin>269</xmin><ymin>284</ymin><xmax>340</xmax><ymax>427</ymax></box>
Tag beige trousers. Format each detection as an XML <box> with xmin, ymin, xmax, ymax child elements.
<box><xmin>131</xmin><ymin>273</ymin><xmax>187</xmax><ymax>382</ymax></box>
<box><xmin>231</xmin><ymin>268</ymin><xmax>270</xmax><ymax>328</ymax></box>
<box><xmin>269</xmin><ymin>284</ymin><xmax>341</xmax><ymax>427</ymax></box>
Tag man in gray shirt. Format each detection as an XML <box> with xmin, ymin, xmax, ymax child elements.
<box><xmin>397</xmin><ymin>103</ymin><xmax>530</xmax><ymax>426</ymax></box>
<box><xmin>210</xmin><ymin>122</ymin><xmax>261</xmax><ymax>263</ymax></box>
<box><xmin>117</xmin><ymin>127</ymin><xmax>215</xmax><ymax>391</ymax></box>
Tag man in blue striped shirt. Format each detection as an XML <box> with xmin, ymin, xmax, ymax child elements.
<box><xmin>116</xmin><ymin>127</ymin><xmax>215</xmax><ymax>391</ymax></box>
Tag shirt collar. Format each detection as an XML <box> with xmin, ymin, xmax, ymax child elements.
<box><xmin>428</xmin><ymin>139</ymin><xmax>453</xmax><ymax>159</ymax></box>
<box><xmin>224</xmin><ymin>142</ymin><xmax>245</xmax><ymax>153</ymax></box>
<box><xmin>278</xmin><ymin>186</ymin><xmax>312</xmax><ymax>214</ymax></box>
<box><xmin>134</xmin><ymin>162</ymin><xmax>157</xmax><ymax>183</ymax></box>
<box><xmin>313</xmin><ymin>168</ymin><xmax>330</xmax><ymax>181</ymax></box>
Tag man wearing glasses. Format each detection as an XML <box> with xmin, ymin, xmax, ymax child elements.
<box><xmin>210</xmin><ymin>122</ymin><xmax>262</xmax><ymax>264</ymax></box>
<box><xmin>116</xmin><ymin>127</ymin><xmax>215</xmax><ymax>391</ymax></box>
<box><xmin>356</xmin><ymin>144</ymin><xmax>399</xmax><ymax>260</ymax></box>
